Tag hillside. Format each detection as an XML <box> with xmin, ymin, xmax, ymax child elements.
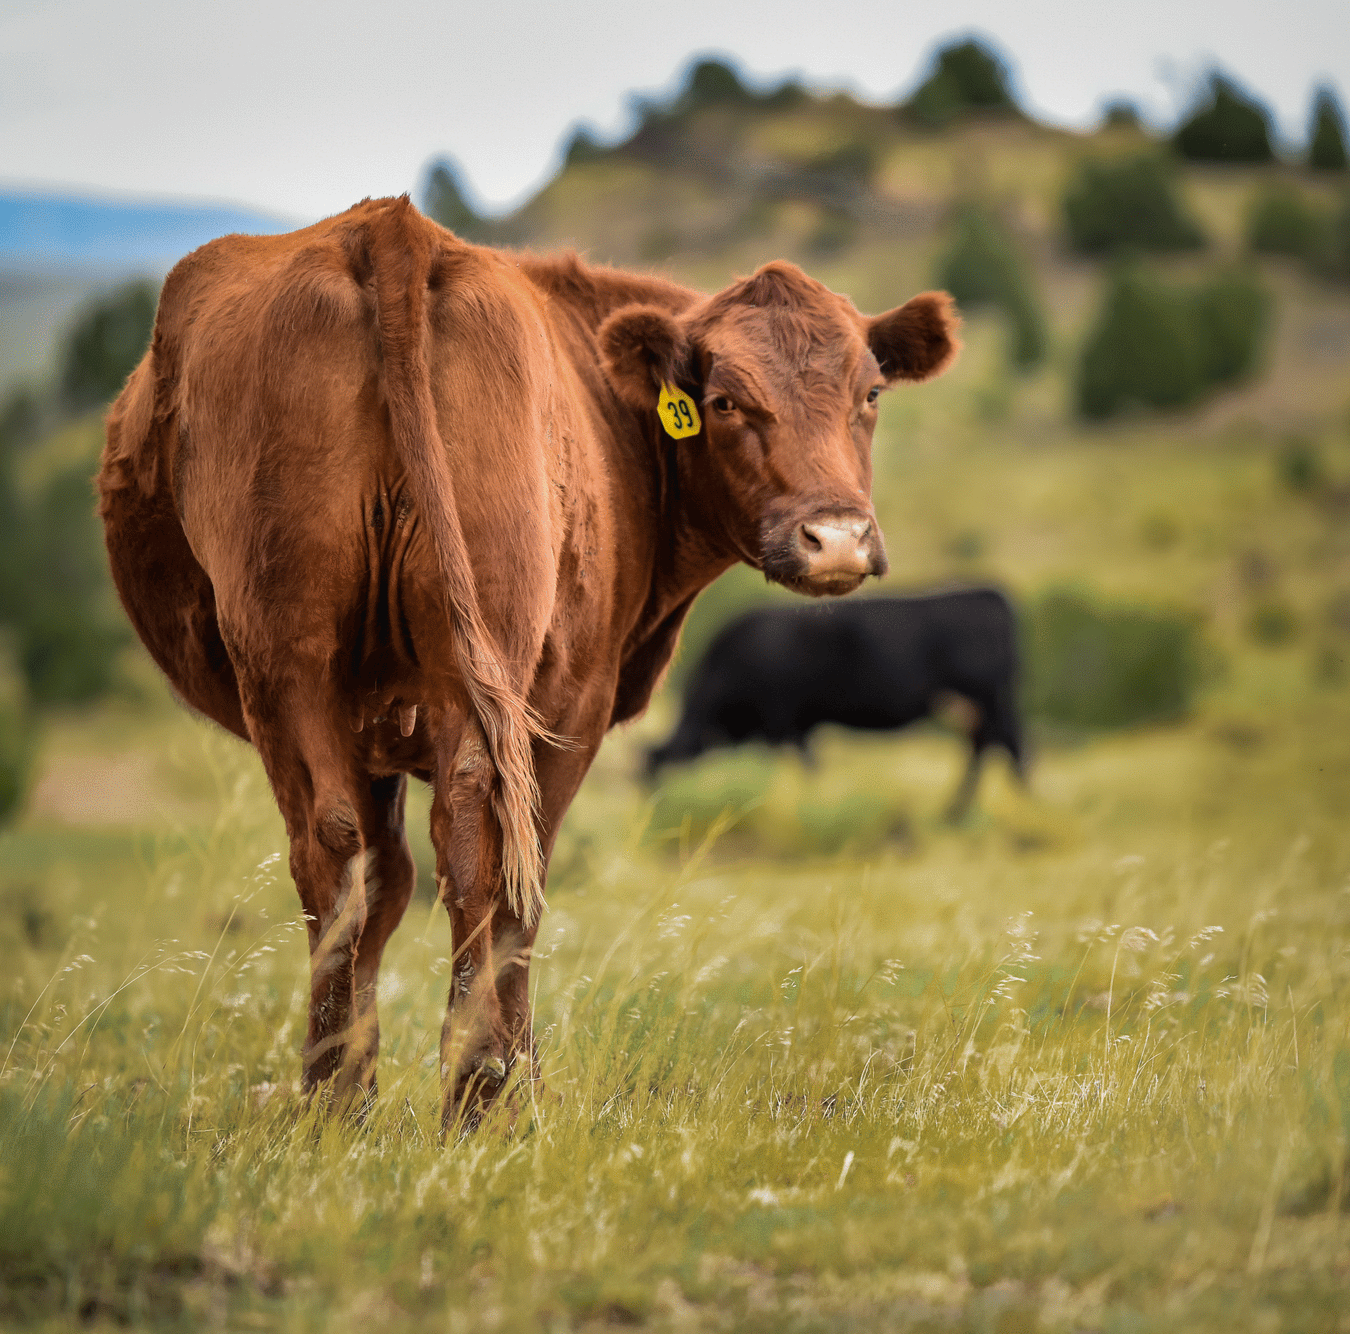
<box><xmin>418</xmin><ymin>66</ymin><xmax>1350</xmax><ymax>693</ymax></box>
<box><xmin>0</xmin><ymin>189</ymin><xmax>294</xmax><ymax>385</ymax></box>
<box><xmin>4</xmin><ymin>57</ymin><xmax>1350</xmax><ymax>1333</ymax></box>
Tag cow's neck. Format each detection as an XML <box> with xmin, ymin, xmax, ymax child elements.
<box><xmin>519</xmin><ymin>249</ymin><xmax>741</xmax><ymax>597</ymax></box>
<box><xmin>518</xmin><ymin>253</ymin><xmax>743</xmax><ymax>718</ymax></box>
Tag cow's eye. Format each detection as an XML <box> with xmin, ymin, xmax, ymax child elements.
<box><xmin>711</xmin><ymin>395</ymin><xmax>736</xmax><ymax>415</ymax></box>
<box><xmin>866</xmin><ymin>386</ymin><xmax>882</xmax><ymax>405</ymax></box>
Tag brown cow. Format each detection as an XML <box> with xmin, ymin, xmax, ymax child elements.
<box><xmin>98</xmin><ymin>196</ymin><xmax>959</xmax><ymax>1125</ymax></box>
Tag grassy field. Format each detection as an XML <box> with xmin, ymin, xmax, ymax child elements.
<box><xmin>4</xmin><ymin>101</ymin><xmax>1350</xmax><ymax>1330</ymax></box>
<box><xmin>4</xmin><ymin>310</ymin><xmax>1350</xmax><ymax>1328</ymax></box>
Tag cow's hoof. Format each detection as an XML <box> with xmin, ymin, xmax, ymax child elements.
<box><xmin>479</xmin><ymin>1055</ymin><xmax>508</xmax><ymax>1084</ymax></box>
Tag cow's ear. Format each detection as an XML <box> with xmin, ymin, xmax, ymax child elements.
<box><xmin>598</xmin><ymin>304</ymin><xmax>693</xmax><ymax>410</ymax></box>
<box><xmin>868</xmin><ymin>291</ymin><xmax>962</xmax><ymax>385</ymax></box>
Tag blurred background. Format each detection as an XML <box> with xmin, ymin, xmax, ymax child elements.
<box><xmin>0</xmin><ymin>4</ymin><xmax>1347</xmax><ymax>852</ymax></box>
<box><xmin>4</xmin><ymin>9</ymin><xmax>1350</xmax><ymax>1322</ymax></box>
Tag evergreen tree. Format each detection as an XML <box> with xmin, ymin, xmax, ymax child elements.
<box><xmin>422</xmin><ymin>159</ymin><xmax>489</xmax><ymax>241</ymax></box>
<box><xmin>906</xmin><ymin>38</ymin><xmax>1017</xmax><ymax>128</ymax></box>
<box><xmin>675</xmin><ymin>59</ymin><xmax>755</xmax><ymax>113</ymax></box>
<box><xmin>59</xmin><ymin>280</ymin><xmax>157</xmax><ymax>413</ymax></box>
<box><xmin>1309</xmin><ymin>87</ymin><xmax>1348</xmax><ymax>171</ymax></box>
<box><xmin>563</xmin><ymin>126</ymin><xmax>607</xmax><ymax>167</ymax></box>
<box><xmin>1173</xmin><ymin>73</ymin><xmax>1275</xmax><ymax>164</ymax></box>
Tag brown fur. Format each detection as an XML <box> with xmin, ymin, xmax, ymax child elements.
<box><xmin>97</xmin><ymin>196</ymin><xmax>959</xmax><ymax>1122</ymax></box>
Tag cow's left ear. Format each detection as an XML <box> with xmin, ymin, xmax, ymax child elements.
<box><xmin>599</xmin><ymin>304</ymin><xmax>693</xmax><ymax>410</ymax></box>
<box><xmin>868</xmin><ymin>291</ymin><xmax>962</xmax><ymax>385</ymax></box>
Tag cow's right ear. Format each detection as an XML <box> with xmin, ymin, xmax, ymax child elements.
<box><xmin>598</xmin><ymin>305</ymin><xmax>692</xmax><ymax>410</ymax></box>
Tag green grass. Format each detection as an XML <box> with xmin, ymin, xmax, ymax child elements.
<box><xmin>2</xmin><ymin>653</ymin><xmax>1349</xmax><ymax>1330</ymax></box>
<box><xmin>5</xmin><ymin>107</ymin><xmax>1350</xmax><ymax>1330</ymax></box>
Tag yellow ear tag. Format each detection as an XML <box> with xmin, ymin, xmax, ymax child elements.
<box><xmin>658</xmin><ymin>381</ymin><xmax>702</xmax><ymax>439</ymax></box>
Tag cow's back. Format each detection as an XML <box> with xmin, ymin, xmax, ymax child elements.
<box><xmin>103</xmin><ymin>201</ymin><xmax>571</xmax><ymax>719</ymax></box>
<box><xmin>862</xmin><ymin>588</ymin><xmax>1018</xmax><ymax>688</ymax></box>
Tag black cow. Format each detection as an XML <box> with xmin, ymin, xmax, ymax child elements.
<box><xmin>646</xmin><ymin>588</ymin><xmax>1025</xmax><ymax>817</ymax></box>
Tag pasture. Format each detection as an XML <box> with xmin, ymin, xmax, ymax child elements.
<box><xmin>3</xmin><ymin>292</ymin><xmax>1349</xmax><ymax>1328</ymax></box>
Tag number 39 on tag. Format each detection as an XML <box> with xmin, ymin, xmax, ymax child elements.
<box><xmin>658</xmin><ymin>382</ymin><xmax>702</xmax><ymax>439</ymax></box>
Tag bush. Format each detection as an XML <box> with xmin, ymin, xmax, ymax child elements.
<box><xmin>0</xmin><ymin>461</ymin><xmax>127</xmax><ymax>705</ymax></box>
<box><xmin>0</xmin><ymin>639</ymin><xmax>33</xmax><ymax>826</ymax></box>
<box><xmin>935</xmin><ymin>207</ymin><xmax>1047</xmax><ymax>369</ymax></box>
<box><xmin>1277</xmin><ymin>437</ymin><xmax>1323</xmax><ymax>492</ymax></box>
<box><xmin>1309</xmin><ymin>87</ymin><xmax>1348</xmax><ymax>171</ymax></box>
<box><xmin>1023</xmin><ymin>589</ymin><xmax>1202</xmax><ymax>729</ymax></box>
<box><xmin>905</xmin><ymin>39</ymin><xmax>1017</xmax><ymax>128</ymax></box>
<box><xmin>1063</xmin><ymin>153</ymin><xmax>1206</xmax><ymax>255</ymax></box>
<box><xmin>58</xmin><ymin>281</ymin><xmax>157</xmax><ymax>414</ymax></box>
<box><xmin>1325</xmin><ymin>191</ymin><xmax>1350</xmax><ymax>279</ymax></box>
<box><xmin>1076</xmin><ymin>265</ymin><xmax>1269</xmax><ymax>419</ymax></box>
<box><xmin>1192</xmin><ymin>269</ymin><xmax>1270</xmax><ymax>384</ymax></box>
<box><xmin>1173</xmin><ymin>74</ymin><xmax>1275</xmax><ymax>164</ymax></box>
<box><xmin>1076</xmin><ymin>267</ymin><xmax>1205</xmax><ymax>418</ymax></box>
<box><xmin>1246</xmin><ymin>183</ymin><xmax>1327</xmax><ymax>257</ymax></box>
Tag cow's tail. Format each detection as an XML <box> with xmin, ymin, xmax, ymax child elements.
<box><xmin>363</xmin><ymin>199</ymin><xmax>544</xmax><ymax>927</ymax></box>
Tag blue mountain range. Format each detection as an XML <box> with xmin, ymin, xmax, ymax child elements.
<box><xmin>0</xmin><ymin>188</ymin><xmax>297</xmax><ymax>267</ymax></box>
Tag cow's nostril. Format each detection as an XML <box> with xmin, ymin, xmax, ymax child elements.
<box><xmin>799</xmin><ymin>525</ymin><xmax>823</xmax><ymax>553</ymax></box>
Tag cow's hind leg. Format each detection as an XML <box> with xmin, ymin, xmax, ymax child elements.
<box><xmin>430</xmin><ymin>719</ymin><xmax>531</xmax><ymax>1130</ymax></box>
<box><xmin>348</xmin><ymin>774</ymin><xmax>418</xmax><ymax>1098</ymax></box>
<box><xmin>945</xmin><ymin>742</ymin><xmax>986</xmax><ymax>822</ymax></box>
<box><xmin>237</xmin><ymin>676</ymin><xmax>382</xmax><ymax>1106</ymax></box>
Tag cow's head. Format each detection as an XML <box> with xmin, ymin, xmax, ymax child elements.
<box><xmin>600</xmin><ymin>262</ymin><xmax>960</xmax><ymax>596</ymax></box>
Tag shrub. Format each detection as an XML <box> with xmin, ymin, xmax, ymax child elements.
<box><xmin>1192</xmin><ymin>269</ymin><xmax>1270</xmax><ymax>384</ymax></box>
<box><xmin>1023</xmin><ymin>589</ymin><xmax>1202</xmax><ymax>729</ymax></box>
<box><xmin>1063</xmin><ymin>153</ymin><xmax>1206</xmax><ymax>255</ymax></box>
<box><xmin>805</xmin><ymin>207</ymin><xmax>859</xmax><ymax>257</ymax></box>
<box><xmin>1309</xmin><ymin>87</ymin><xmax>1348</xmax><ymax>171</ymax></box>
<box><xmin>58</xmin><ymin>281</ymin><xmax>157</xmax><ymax>413</ymax></box>
<box><xmin>1173</xmin><ymin>74</ymin><xmax>1275</xmax><ymax>164</ymax></box>
<box><xmin>1247</xmin><ymin>599</ymin><xmax>1299</xmax><ymax>646</ymax></box>
<box><xmin>1277</xmin><ymin>438</ymin><xmax>1323</xmax><ymax>493</ymax></box>
<box><xmin>935</xmin><ymin>206</ymin><xmax>1047</xmax><ymax>369</ymax></box>
<box><xmin>0</xmin><ymin>462</ymin><xmax>128</xmax><ymax>705</ymax></box>
<box><xmin>1076</xmin><ymin>267</ymin><xmax>1205</xmax><ymax>418</ymax></box>
<box><xmin>1076</xmin><ymin>265</ymin><xmax>1269</xmax><ymax>419</ymax></box>
<box><xmin>0</xmin><ymin>639</ymin><xmax>33</xmax><ymax>826</ymax></box>
<box><xmin>1325</xmin><ymin>191</ymin><xmax>1350</xmax><ymax>279</ymax></box>
<box><xmin>905</xmin><ymin>39</ymin><xmax>1017</xmax><ymax>128</ymax></box>
<box><xmin>1246</xmin><ymin>183</ymin><xmax>1327</xmax><ymax>257</ymax></box>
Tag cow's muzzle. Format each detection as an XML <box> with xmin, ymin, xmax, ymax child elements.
<box><xmin>762</xmin><ymin>510</ymin><xmax>889</xmax><ymax>596</ymax></box>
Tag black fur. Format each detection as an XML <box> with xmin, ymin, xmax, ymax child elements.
<box><xmin>647</xmin><ymin>587</ymin><xmax>1025</xmax><ymax>817</ymax></box>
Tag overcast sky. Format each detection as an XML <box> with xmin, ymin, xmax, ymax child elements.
<box><xmin>1</xmin><ymin>0</ymin><xmax>1345</xmax><ymax>223</ymax></box>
